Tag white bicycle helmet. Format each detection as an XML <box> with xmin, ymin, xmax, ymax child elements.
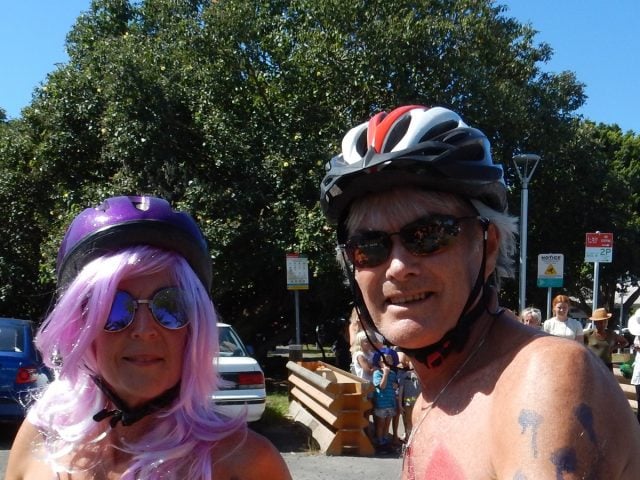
<box><xmin>320</xmin><ymin>105</ymin><xmax>506</xmax><ymax>229</ymax></box>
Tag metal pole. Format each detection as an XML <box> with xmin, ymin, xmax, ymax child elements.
<box><xmin>513</xmin><ymin>154</ymin><xmax>541</xmax><ymax>315</ymax></box>
<box><xmin>592</xmin><ymin>262</ymin><xmax>599</xmax><ymax>311</ymax></box>
<box><xmin>546</xmin><ymin>287</ymin><xmax>552</xmax><ymax>320</ymax></box>
<box><xmin>620</xmin><ymin>286</ymin><xmax>625</xmax><ymax>328</ymax></box>
<box><xmin>295</xmin><ymin>290</ymin><xmax>301</xmax><ymax>345</ymax></box>
<box><xmin>519</xmin><ymin>181</ymin><xmax>529</xmax><ymax>313</ymax></box>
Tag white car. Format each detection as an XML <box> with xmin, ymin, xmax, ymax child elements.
<box><xmin>212</xmin><ymin>323</ymin><xmax>266</xmax><ymax>422</ymax></box>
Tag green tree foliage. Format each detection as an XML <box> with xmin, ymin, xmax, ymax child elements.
<box><xmin>0</xmin><ymin>0</ymin><xmax>637</xmax><ymax>352</ymax></box>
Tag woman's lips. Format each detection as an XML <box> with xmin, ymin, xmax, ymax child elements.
<box><xmin>123</xmin><ymin>355</ymin><xmax>163</xmax><ymax>365</ymax></box>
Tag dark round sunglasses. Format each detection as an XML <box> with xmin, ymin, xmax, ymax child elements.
<box><xmin>105</xmin><ymin>287</ymin><xmax>189</xmax><ymax>332</ymax></box>
<box><xmin>342</xmin><ymin>214</ymin><xmax>487</xmax><ymax>268</ymax></box>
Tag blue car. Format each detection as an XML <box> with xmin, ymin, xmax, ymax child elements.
<box><xmin>0</xmin><ymin>317</ymin><xmax>51</xmax><ymax>423</ymax></box>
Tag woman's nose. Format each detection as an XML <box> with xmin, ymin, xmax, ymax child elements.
<box><xmin>129</xmin><ymin>304</ymin><xmax>159</xmax><ymax>338</ymax></box>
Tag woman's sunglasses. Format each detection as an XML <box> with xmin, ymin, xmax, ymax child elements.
<box><xmin>342</xmin><ymin>214</ymin><xmax>486</xmax><ymax>268</ymax></box>
<box><xmin>105</xmin><ymin>287</ymin><xmax>189</xmax><ymax>332</ymax></box>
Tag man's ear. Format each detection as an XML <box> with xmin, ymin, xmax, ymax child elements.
<box><xmin>484</xmin><ymin>222</ymin><xmax>500</xmax><ymax>280</ymax></box>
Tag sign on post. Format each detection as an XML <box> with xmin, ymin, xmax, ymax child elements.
<box><xmin>286</xmin><ymin>253</ymin><xmax>308</xmax><ymax>346</ymax></box>
<box><xmin>537</xmin><ymin>253</ymin><xmax>564</xmax><ymax>288</ymax></box>
<box><xmin>286</xmin><ymin>253</ymin><xmax>309</xmax><ymax>290</ymax></box>
<box><xmin>584</xmin><ymin>232</ymin><xmax>613</xmax><ymax>263</ymax></box>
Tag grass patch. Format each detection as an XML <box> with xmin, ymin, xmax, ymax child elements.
<box><xmin>259</xmin><ymin>391</ymin><xmax>291</xmax><ymax>427</ymax></box>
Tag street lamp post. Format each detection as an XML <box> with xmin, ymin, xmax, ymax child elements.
<box><xmin>513</xmin><ymin>153</ymin><xmax>542</xmax><ymax>314</ymax></box>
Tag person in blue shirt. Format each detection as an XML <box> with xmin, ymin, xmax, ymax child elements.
<box><xmin>372</xmin><ymin>352</ymin><xmax>399</xmax><ymax>451</ymax></box>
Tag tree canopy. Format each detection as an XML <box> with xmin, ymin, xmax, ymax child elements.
<box><xmin>1</xmin><ymin>0</ymin><xmax>638</xmax><ymax>354</ymax></box>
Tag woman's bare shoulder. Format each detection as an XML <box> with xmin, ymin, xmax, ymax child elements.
<box><xmin>212</xmin><ymin>428</ymin><xmax>292</xmax><ymax>480</ymax></box>
<box><xmin>5</xmin><ymin>420</ymin><xmax>50</xmax><ymax>480</ymax></box>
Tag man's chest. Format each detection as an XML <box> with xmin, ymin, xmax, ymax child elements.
<box><xmin>403</xmin><ymin>396</ymin><xmax>495</xmax><ymax>479</ymax></box>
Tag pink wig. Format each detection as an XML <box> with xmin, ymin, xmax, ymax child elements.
<box><xmin>28</xmin><ymin>246</ymin><xmax>246</xmax><ymax>479</ymax></box>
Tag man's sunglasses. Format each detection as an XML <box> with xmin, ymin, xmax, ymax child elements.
<box><xmin>342</xmin><ymin>214</ymin><xmax>486</xmax><ymax>268</ymax></box>
<box><xmin>105</xmin><ymin>287</ymin><xmax>189</xmax><ymax>332</ymax></box>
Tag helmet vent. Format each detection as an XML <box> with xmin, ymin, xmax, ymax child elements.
<box><xmin>134</xmin><ymin>198</ymin><xmax>151</xmax><ymax>211</ymax></box>
<box><xmin>419</xmin><ymin>120</ymin><xmax>460</xmax><ymax>143</ymax></box>
<box><xmin>381</xmin><ymin>116</ymin><xmax>411</xmax><ymax>153</ymax></box>
<box><xmin>355</xmin><ymin>129</ymin><xmax>369</xmax><ymax>157</ymax></box>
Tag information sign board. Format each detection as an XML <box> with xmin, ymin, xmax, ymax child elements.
<box><xmin>286</xmin><ymin>253</ymin><xmax>309</xmax><ymax>290</ymax></box>
<box><xmin>584</xmin><ymin>232</ymin><xmax>613</xmax><ymax>263</ymax></box>
<box><xmin>537</xmin><ymin>253</ymin><xmax>564</xmax><ymax>288</ymax></box>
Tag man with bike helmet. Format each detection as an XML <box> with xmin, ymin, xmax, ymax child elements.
<box><xmin>320</xmin><ymin>105</ymin><xmax>640</xmax><ymax>478</ymax></box>
<box><xmin>6</xmin><ymin>195</ymin><xmax>291</xmax><ymax>480</ymax></box>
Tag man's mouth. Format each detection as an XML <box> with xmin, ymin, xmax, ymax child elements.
<box><xmin>387</xmin><ymin>292</ymin><xmax>429</xmax><ymax>305</ymax></box>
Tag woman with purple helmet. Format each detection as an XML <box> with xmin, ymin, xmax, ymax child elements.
<box><xmin>5</xmin><ymin>196</ymin><xmax>291</xmax><ymax>479</ymax></box>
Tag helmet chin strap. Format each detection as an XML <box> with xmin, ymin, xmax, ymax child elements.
<box><xmin>343</xmin><ymin>217</ymin><xmax>499</xmax><ymax>369</ymax></box>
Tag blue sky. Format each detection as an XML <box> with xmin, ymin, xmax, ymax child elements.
<box><xmin>1</xmin><ymin>1</ymin><xmax>638</xmax><ymax>134</ymax></box>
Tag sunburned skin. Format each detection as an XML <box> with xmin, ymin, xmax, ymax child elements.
<box><xmin>414</xmin><ymin>403</ymin><xmax>604</xmax><ymax>479</ymax></box>
<box><xmin>423</xmin><ymin>445</ymin><xmax>465</xmax><ymax>480</ymax></box>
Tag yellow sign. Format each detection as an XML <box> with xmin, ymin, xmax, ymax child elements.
<box><xmin>544</xmin><ymin>264</ymin><xmax>557</xmax><ymax>275</ymax></box>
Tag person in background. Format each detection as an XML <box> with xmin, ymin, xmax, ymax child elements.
<box><xmin>5</xmin><ymin>195</ymin><xmax>291</xmax><ymax>480</ymax></box>
<box><xmin>627</xmin><ymin>311</ymin><xmax>640</xmax><ymax>423</ymax></box>
<box><xmin>348</xmin><ymin>306</ymin><xmax>363</xmax><ymax>347</ymax></box>
<box><xmin>331</xmin><ymin>317</ymin><xmax>353</xmax><ymax>371</ymax></box>
<box><xmin>397</xmin><ymin>350</ymin><xmax>420</xmax><ymax>441</ymax></box>
<box><xmin>543</xmin><ymin>294</ymin><xmax>584</xmax><ymax>343</ymax></box>
<box><xmin>519</xmin><ymin>307</ymin><xmax>542</xmax><ymax>329</ymax></box>
<box><xmin>371</xmin><ymin>352</ymin><xmax>399</xmax><ymax>452</ymax></box>
<box><xmin>319</xmin><ymin>104</ymin><xmax>640</xmax><ymax>478</ymax></box>
<box><xmin>586</xmin><ymin>307</ymin><xmax>629</xmax><ymax>371</ymax></box>
<box><xmin>351</xmin><ymin>330</ymin><xmax>375</xmax><ymax>382</ymax></box>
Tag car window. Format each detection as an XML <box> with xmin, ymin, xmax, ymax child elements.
<box><xmin>0</xmin><ymin>325</ymin><xmax>24</xmax><ymax>352</ymax></box>
<box><xmin>217</xmin><ymin>326</ymin><xmax>248</xmax><ymax>357</ymax></box>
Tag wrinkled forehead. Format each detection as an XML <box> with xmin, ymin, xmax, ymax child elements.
<box><xmin>345</xmin><ymin>187</ymin><xmax>474</xmax><ymax>233</ymax></box>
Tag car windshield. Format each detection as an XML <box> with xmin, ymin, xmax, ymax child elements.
<box><xmin>218</xmin><ymin>326</ymin><xmax>249</xmax><ymax>357</ymax></box>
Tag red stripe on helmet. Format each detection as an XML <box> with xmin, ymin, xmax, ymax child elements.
<box><xmin>370</xmin><ymin>105</ymin><xmax>426</xmax><ymax>153</ymax></box>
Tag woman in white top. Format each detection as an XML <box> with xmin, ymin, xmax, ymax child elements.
<box><xmin>543</xmin><ymin>294</ymin><xmax>584</xmax><ymax>343</ymax></box>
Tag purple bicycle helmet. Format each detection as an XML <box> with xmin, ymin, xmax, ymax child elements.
<box><xmin>320</xmin><ymin>105</ymin><xmax>507</xmax><ymax>230</ymax></box>
<box><xmin>56</xmin><ymin>196</ymin><xmax>212</xmax><ymax>290</ymax></box>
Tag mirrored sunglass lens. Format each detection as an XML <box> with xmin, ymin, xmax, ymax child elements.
<box><xmin>401</xmin><ymin>217</ymin><xmax>458</xmax><ymax>254</ymax></box>
<box><xmin>106</xmin><ymin>291</ymin><xmax>136</xmax><ymax>331</ymax></box>
<box><xmin>150</xmin><ymin>288</ymin><xmax>188</xmax><ymax>329</ymax></box>
<box><xmin>349</xmin><ymin>233</ymin><xmax>390</xmax><ymax>267</ymax></box>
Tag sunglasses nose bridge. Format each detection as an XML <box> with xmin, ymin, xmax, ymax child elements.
<box><xmin>128</xmin><ymin>299</ymin><xmax>159</xmax><ymax>333</ymax></box>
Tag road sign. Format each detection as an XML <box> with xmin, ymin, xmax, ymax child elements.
<box><xmin>584</xmin><ymin>232</ymin><xmax>613</xmax><ymax>263</ymax></box>
<box><xmin>537</xmin><ymin>253</ymin><xmax>564</xmax><ymax>288</ymax></box>
<box><xmin>286</xmin><ymin>253</ymin><xmax>309</xmax><ymax>290</ymax></box>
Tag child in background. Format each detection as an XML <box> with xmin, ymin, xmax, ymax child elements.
<box><xmin>397</xmin><ymin>350</ymin><xmax>420</xmax><ymax>441</ymax></box>
<box><xmin>372</xmin><ymin>352</ymin><xmax>399</xmax><ymax>452</ymax></box>
<box><xmin>350</xmin><ymin>330</ymin><xmax>375</xmax><ymax>382</ymax></box>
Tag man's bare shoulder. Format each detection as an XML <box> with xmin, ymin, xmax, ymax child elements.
<box><xmin>490</xmin><ymin>323</ymin><xmax>640</xmax><ymax>479</ymax></box>
<box><xmin>212</xmin><ymin>428</ymin><xmax>292</xmax><ymax>480</ymax></box>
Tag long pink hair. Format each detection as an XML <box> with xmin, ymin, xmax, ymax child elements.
<box><xmin>28</xmin><ymin>246</ymin><xmax>245</xmax><ymax>479</ymax></box>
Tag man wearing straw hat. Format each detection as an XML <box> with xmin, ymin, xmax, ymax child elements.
<box><xmin>586</xmin><ymin>307</ymin><xmax>629</xmax><ymax>371</ymax></box>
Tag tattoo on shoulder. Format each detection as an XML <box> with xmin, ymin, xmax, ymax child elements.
<box><xmin>550</xmin><ymin>446</ymin><xmax>577</xmax><ymax>478</ymax></box>
<box><xmin>574</xmin><ymin>403</ymin><xmax>597</xmax><ymax>444</ymax></box>
<box><xmin>513</xmin><ymin>470</ymin><xmax>527</xmax><ymax>480</ymax></box>
<box><xmin>518</xmin><ymin>409</ymin><xmax>543</xmax><ymax>458</ymax></box>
